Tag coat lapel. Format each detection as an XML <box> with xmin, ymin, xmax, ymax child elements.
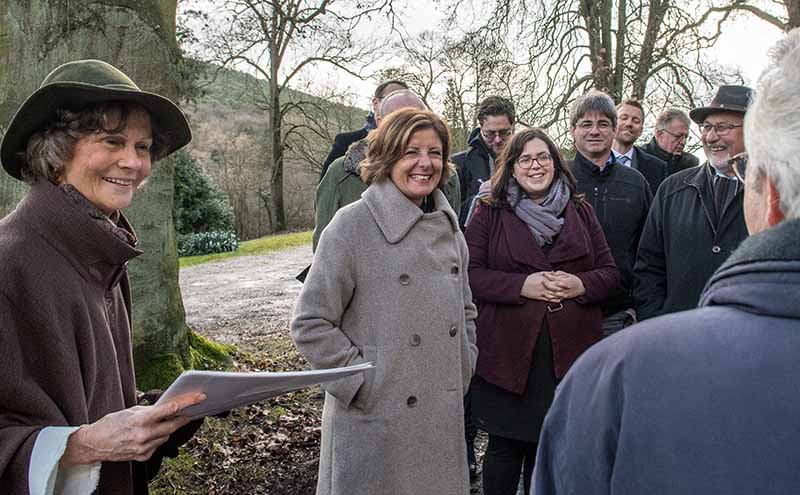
<box><xmin>684</xmin><ymin>165</ymin><xmax>718</xmax><ymax>232</ymax></box>
<box><xmin>362</xmin><ymin>179</ymin><xmax>458</xmax><ymax>244</ymax></box>
<box><xmin>547</xmin><ymin>202</ymin><xmax>591</xmax><ymax>264</ymax></box>
<box><xmin>499</xmin><ymin>202</ymin><xmax>588</xmax><ymax>270</ymax></box>
<box><xmin>500</xmin><ymin>210</ymin><xmax>550</xmax><ymax>270</ymax></box>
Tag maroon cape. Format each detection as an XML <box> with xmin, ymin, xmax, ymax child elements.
<box><xmin>0</xmin><ymin>182</ymin><xmax>148</xmax><ymax>494</ymax></box>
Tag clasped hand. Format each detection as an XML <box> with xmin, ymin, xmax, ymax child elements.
<box><xmin>521</xmin><ymin>271</ymin><xmax>586</xmax><ymax>302</ymax></box>
<box><xmin>61</xmin><ymin>392</ymin><xmax>206</xmax><ymax>467</ymax></box>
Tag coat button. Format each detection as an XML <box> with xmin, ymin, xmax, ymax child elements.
<box><xmin>450</xmin><ymin>266</ymin><xmax>459</xmax><ymax>275</ymax></box>
<box><xmin>712</xmin><ymin>245</ymin><xmax>722</xmax><ymax>254</ymax></box>
<box><xmin>449</xmin><ymin>325</ymin><xmax>457</xmax><ymax>337</ymax></box>
<box><xmin>399</xmin><ymin>273</ymin><xmax>410</xmax><ymax>285</ymax></box>
<box><xmin>410</xmin><ymin>334</ymin><xmax>421</xmax><ymax>346</ymax></box>
<box><xmin>406</xmin><ymin>396</ymin><xmax>418</xmax><ymax>407</ymax></box>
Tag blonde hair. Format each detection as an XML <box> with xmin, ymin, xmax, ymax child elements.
<box><xmin>360</xmin><ymin>108</ymin><xmax>454</xmax><ymax>187</ymax></box>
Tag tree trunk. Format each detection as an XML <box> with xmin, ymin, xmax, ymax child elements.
<box><xmin>0</xmin><ymin>0</ymin><xmax>192</xmax><ymax>389</ymax></box>
<box><xmin>269</xmin><ymin>49</ymin><xmax>286</xmax><ymax>231</ymax></box>
<box><xmin>787</xmin><ymin>0</ymin><xmax>800</xmax><ymax>29</ymax></box>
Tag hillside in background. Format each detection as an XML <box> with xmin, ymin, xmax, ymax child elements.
<box><xmin>182</xmin><ymin>61</ymin><xmax>365</xmax><ymax>240</ymax></box>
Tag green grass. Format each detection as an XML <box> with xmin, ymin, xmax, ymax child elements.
<box><xmin>179</xmin><ymin>230</ymin><xmax>312</xmax><ymax>268</ymax></box>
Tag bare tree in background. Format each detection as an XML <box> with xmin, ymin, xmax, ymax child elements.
<box><xmin>379</xmin><ymin>29</ymin><xmax>520</xmax><ymax>150</ymax></box>
<box><xmin>721</xmin><ymin>0</ymin><xmax>799</xmax><ymax>30</ymax></box>
<box><xmin>438</xmin><ymin>0</ymin><xmax>761</xmax><ymax>141</ymax></box>
<box><xmin>185</xmin><ymin>0</ymin><xmax>394</xmax><ymax>232</ymax></box>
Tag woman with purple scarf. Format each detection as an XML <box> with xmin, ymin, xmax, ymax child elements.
<box><xmin>465</xmin><ymin>128</ymin><xmax>620</xmax><ymax>495</ymax></box>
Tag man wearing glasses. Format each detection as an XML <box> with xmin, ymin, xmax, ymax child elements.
<box><xmin>453</xmin><ymin>96</ymin><xmax>515</xmax><ymax>229</ymax></box>
<box><xmin>569</xmin><ymin>90</ymin><xmax>653</xmax><ymax>335</ymax></box>
<box><xmin>642</xmin><ymin>109</ymin><xmax>700</xmax><ymax>176</ymax></box>
<box><xmin>634</xmin><ymin>85</ymin><xmax>751</xmax><ymax>321</ymax></box>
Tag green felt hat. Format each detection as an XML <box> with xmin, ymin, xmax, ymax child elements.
<box><xmin>1</xmin><ymin>59</ymin><xmax>192</xmax><ymax>180</ymax></box>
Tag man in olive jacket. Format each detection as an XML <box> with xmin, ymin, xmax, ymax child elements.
<box><xmin>318</xmin><ymin>79</ymin><xmax>408</xmax><ymax>180</ymax></box>
<box><xmin>634</xmin><ymin>86</ymin><xmax>751</xmax><ymax>320</ymax></box>
<box><xmin>313</xmin><ymin>90</ymin><xmax>460</xmax><ymax>251</ymax></box>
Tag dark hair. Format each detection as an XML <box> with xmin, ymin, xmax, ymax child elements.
<box><xmin>618</xmin><ymin>98</ymin><xmax>644</xmax><ymax>115</ymax></box>
<box><xmin>485</xmin><ymin>128</ymin><xmax>582</xmax><ymax>208</ymax></box>
<box><xmin>570</xmin><ymin>90</ymin><xmax>617</xmax><ymax>128</ymax></box>
<box><xmin>374</xmin><ymin>79</ymin><xmax>409</xmax><ymax>99</ymax></box>
<box><xmin>22</xmin><ymin>102</ymin><xmax>164</xmax><ymax>184</ymax></box>
<box><xmin>477</xmin><ymin>96</ymin><xmax>516</xmax><ymax>125</ymax></box>
<box><xmin>360</xmin><ymin>108</ymin><xmax>454</xmax><ymax>188</ymax></box>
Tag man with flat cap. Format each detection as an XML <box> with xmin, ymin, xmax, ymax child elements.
<box><xmin>634</xmin><ymin>85</ymin><xmax>751</xmax><ymax>320</ymax></box>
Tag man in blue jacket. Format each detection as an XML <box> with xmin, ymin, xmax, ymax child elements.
<box><xmin>533</xmin><ymin>28</ymin><xmax>800</xmax><ymax>495</ymax></box>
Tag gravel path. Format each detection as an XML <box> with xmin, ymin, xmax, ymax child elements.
<box><xmin>179</xmin><ymin>244</ymin><xmax>312</xmax><ymax>346</ymax></box>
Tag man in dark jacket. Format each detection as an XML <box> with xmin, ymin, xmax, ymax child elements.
<box><xmin>634</xmin><ymin>85</ymin><xmax>751</xmax><ymax>320</ymax></box>
<box><xmin>533</xmin><ymin>31</ymin><xmax>800</xmax><ymax>494</ymax></box>
<box><xmin>612</xmin><ymin>99</ymin><xmax>667</xmax><ymax>193</ymax></box>
<box><xmin>452</xmin><ymin>96</ymin><xmax>515</xmax><ymax>228</ymax></box>
<box><xmin>641</xmin><ymin>108</ymin><xmax>700</xmax><ymax>176</ymax></box>
<box><xmin>568</xmin><ymin>90</ymin><xmax>652</xmax><ymax>335</ymax></box>
<box><xmin>318</xmin><ymin>79</ymin><xmax>408</xmax><ymax>180</ymax></box>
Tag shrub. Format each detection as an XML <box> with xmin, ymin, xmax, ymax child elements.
<box><xmin>173</xmin><ymin>150</ymin><xmax>235</xmax><ymax>237</ymax></box>
<box><xmin>178</xmin><ymin>230</ymin><xmax>239</xmax><ymax>257</ymax></box>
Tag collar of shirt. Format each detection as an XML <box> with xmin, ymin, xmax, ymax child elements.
<box><xmin>612</xmin><ymin>148</ymin><xmax>634</xmax><ymax>166</ymax></box>
<box><xmin>706</xmin><ymin>162</ymin><xmax>737</xmax><ymax>181</ymax></box>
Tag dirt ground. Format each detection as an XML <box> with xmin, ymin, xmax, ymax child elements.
<box><xmin>163</xmin><ymin>244</ymin><xmax>504</xmax><ymax>494</ymax></box>
<box><xmin>180</xmin><ymin>245</ymin><xmax>312</xmax><ymax>345</ymax></box>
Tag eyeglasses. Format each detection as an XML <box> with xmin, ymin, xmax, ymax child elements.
<box><xmin>728</xmin><ymin>152</ymin><xmax>748</xmax><ymax>183</ymax></box>
<box><xmin>660</xmin><ymin>128</ymin><xmax>689</xmax><ymax>141</ymax></box>
<box><xmin>481</xmin><ymin>129</ymin><xmax>513</xmax><ymax>141</ymax></box>
<box><xmin>699</xmin><ymin>123</ymin><xmax>743</xmax><ymax>136</ymax></box>
<box><xmin>575</xmin><ymin>120</ymin><xmax>614</xmax><ymax>132</ymax></box>
<box><xmin>517</xmin><ymin>153</ymin><xmax>553</xmax><ymax>169</ymax></box>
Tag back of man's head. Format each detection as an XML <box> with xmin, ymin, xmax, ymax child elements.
<box><xmin>477</xmin><ymin>96</ymin><xmax>515</xmax><ymax>126</ymax></box>
<box><xmin>374</xmin><ymin>79</ymin><xmax>409</xmax><ymax>99</ymax></box>
<box><xmin>570</xmin><ymin>90</ymin><xmax>617</xmax><ymax>128</ymax></box>
<box><xmin>376</xmin><ymin>90</ymin><xmax>427</xmax><ymax>124</ymax></box>
<box><xmin>745</xmin><ymin>27</ymin><xmax>800</xmax><ymax>225</ymax></box>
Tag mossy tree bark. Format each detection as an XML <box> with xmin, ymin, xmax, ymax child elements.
<box><xmin>0</xmin><ymin>0</ymin><xmax>193</xmax><ymax>389</ymax></box>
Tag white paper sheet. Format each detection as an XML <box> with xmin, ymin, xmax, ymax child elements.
<box><xmin>156</xmin><ymin>362</ymin><xmax>373</xmax><ymax>419</ymax></box>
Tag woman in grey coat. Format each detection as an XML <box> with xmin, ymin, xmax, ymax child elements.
<box><xmin>292</xmin><ymin>108</ymin><xmax>479</xmax><ymax>495</ymax></box>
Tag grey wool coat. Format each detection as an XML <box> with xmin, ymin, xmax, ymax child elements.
<box><xmin>292</xmin><ymin>178</ymin><xmax>479</xmax><ymax>495</ymax></box>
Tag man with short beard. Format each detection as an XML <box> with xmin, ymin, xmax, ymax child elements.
<box><xmin>612</xmin><ymin>99</ymin><xmax>667</xmax><ymax>193</ymax></box>
<box><xmin>634</xmin><ymin>86</ymin><xmax>751</xmax><ymax>320</ymax></box>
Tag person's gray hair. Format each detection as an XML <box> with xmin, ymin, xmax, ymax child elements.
<box><xmin>569</xmin><ymin>90</ymin><xmax>617</xmax><ymax>128</ymax></box>
<box><xmin>21</xmin><ymin>102</ymin><xmax>162</xmax><ymax>185</ymax></box>
<box><xmin>745</xmin><ymin>27</ymin><xmax>800</xmax><ymax>220</ymax></box>
<box><xmin>655</xmin><ymin>108</ymin><xmax>691</xmax><ymax>130</ymax></box>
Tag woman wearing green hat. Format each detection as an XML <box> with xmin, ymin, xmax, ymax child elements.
<box><xmin>0</xmin><ymin>60</ymin><xmax>205</xmax><ymax>494</ymax></box>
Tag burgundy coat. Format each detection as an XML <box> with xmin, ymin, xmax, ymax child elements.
<box><xmin>466</xmin><ymin>200</ymin><xmax>620</xmax><ymax>394</ymax></box>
